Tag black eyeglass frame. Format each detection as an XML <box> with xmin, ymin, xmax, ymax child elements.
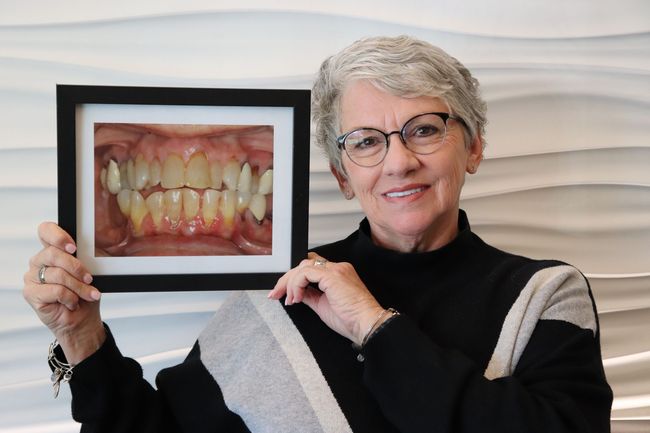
<box><xmin>336</xmin><ymin>112</ymin><xmax>467</xmax><ymax>167</ymax></box>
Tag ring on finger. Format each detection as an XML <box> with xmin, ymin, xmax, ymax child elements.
<box><xmin>38</xmin><ymin>264</ymin><xmax>48</xmax><ymax>284</ymax></box>
<box><xmin>314</xmin><ymin>257</ymin><xmax>327</xmax><ymax>268</ymax></box>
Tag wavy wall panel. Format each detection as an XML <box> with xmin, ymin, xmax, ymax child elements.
<box><xmin>0</xmin><ymin>3</ymin><xmax>648</xmax><ymax>432</ymax></box>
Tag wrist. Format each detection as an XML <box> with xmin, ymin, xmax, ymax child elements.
<box><xmin>56</xmin><ymin>322</ymin><xmax>106</xmax><ymax>365</ymax></box>
<box><xmin>353</xmin><ymin>305</ymin><xmax>385</xmax><ymax>346</ymax></box>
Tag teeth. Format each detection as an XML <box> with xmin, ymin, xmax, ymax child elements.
<box><xmin>386</xmin><ymin>187</ymin><xmax>423</xmax><ymax>198</ymax></box>
<box><xmin>162</xmin><ymin>154</ymin><xmax>185</xmax><ymax>189</ymax></box>
<box><xmin>182</xmin><ymin>188</ymin><xmax>200</xmax><ymax>219</ymax></box>
<box><xmin>106</xmin><ymin>160</ymin><xmax>121</xmax><ymax>194</ymax></box>
<box><xmin>186</xmin><ymin>152</ymin><xmax>210</xmax><ymax>189</ymax></box>
<box><xmin>258</xmin><ymin>169</ymin><xmax>273</xmax><ymax>195</ymax></box>
<box><xmin>130</xmin><ymin>191</ymin><xmax>148</xmax><ymax>233</ymax></box>
<box><xmin>202</xmin><ymin>189</ymin><xmax>220</xmax><ymax>226</ymax></box>
<box><xmin>104</xmin><ymin>154</ymin><xmax>273</xmax><ymax>231</ymax></box>
<box><xmin>237</xmin><ymin>191</ymin><xmax>252</xmax><ymax>213</ymax></box>
<box><xmin>149</xmin><ymin>158</ymin><xmax>161</xmax><ymax>188</ymax></box>
<box><xmin>210</xmin><ymin>161</ymin><xmax>223</xmax><ymax>189</ymax></box>
<box><xmin>116</xmin><ymin>189</ymin><xmax>131</xmax><ymax>216</ymax></box>
<box><xmin>127</xmin><ymin>159</ymin><xmax>136</xmax><ymax>191</ymax></box>
<box><xmin>119</xmin><ymin>162</ymin><xmax>130</xmax><ymax>190</ymax></box>
<box><xmin>223</xmin><ymin>160</ymin><xmax>240</xmax><ymax>191</ymax></box>
<box><xmin>237</xmin><ymin>163</ymin><xmax>252</xmax><ymax>192</ymax></box>
<box><xmin>164</xmin><ymin>189</ymin><xmax>183</xmax><ymax>227</ymax></box>
<box><xmin>220</xmin><ymin>190</ymin><xmax>236</xmax><ymax>226</ymax></box>
<box><xmin>134</xmin><ymin>154</ymin><xmax>150</xmax><ymax>191</ymax></box>
<box><xmin>248</xmin><ymin>193</ymin><xmax>266</xmax><ymax>223</ymax></box>
<box><xmin>100</xmin><ymin>167</ymin><xmax>107</xmax><ymax>191</ymax></box>
<box><xmin>251</xmin><ymin>171</ymin><xmax>259</xmax><ymax>194</ymax></box>
<box><xmin>145</xmin><ymin>191</ymin><xmax>164</xmax><ymax>228</ymax></box>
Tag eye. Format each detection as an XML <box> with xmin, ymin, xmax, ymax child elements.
<box><xmin>411</xmin><ymin>124</ymin><xmax>440</xmax><ymax>137</ymax></box>
<box><xmin>347</xmin><ymin>134</ymin><xmax>381</xmax><ymax>150</ymax></box>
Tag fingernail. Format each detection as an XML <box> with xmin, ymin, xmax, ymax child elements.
<box><xmin>91</xmin><ymin>290</ymin><xmax>101</xmax><ymax>301</ymax></box>
<box><xmin>65</xmin><ymin>244</ymin><xmax>76</xmax><ymax>254</ymax></box>
<box><xmin>83</xmin><ymin>273</ymin><xmax>93</xmax><ymax>284</ymax></box>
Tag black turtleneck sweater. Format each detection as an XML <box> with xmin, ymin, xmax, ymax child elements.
<box><xmin>65</xmin><ymin>211</ymin><xmax>612</xmax><ymax>432</ymax></box>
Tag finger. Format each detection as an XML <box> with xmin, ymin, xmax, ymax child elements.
<box><xmin>269</xmin><ymin>256</ymin><xmax>315</xmax><ymax>300</ymax></box>
<box><xmin>285</xmin><ymin>267</ymin><xmax>324</xmax><ymax>305</ymax></box>
<box><xmin>38</xmin><ymin>221</ymin><xmax>77</xmax><ymax>254</ymax></box>
<box><xmin>25</xmin><ymin>281</ymin><xmax>81</xmax><ymax>312</ymax></box>
<box><xmin>30</xmin><ymin>245</ymin><xmax>94</xmax><ymax>286</ymax></box>
<box><xmin>300</xmin><ymin>285</ymin><xmax>323</xmax><ymax>311</ymax></box>
<box><xmin>29</xmin><ymin>264</ymin><xmax>100</xmax><ymax>302</ymax></box>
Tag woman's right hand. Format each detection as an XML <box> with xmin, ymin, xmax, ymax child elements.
<box><xmin>23</xmin><ymin>222</ymin><xmax>106</xmax><ymax>364</ymax></box>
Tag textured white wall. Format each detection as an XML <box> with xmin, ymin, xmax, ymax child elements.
<box><xmin>0</xmin><ymin>1</ymin><xmax>648</xmax><ymax>432</ymax></box>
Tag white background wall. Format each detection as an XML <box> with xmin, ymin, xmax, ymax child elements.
<box><xmin>0</xmin><ymin>1</ymin><xmax>648</xmax><ymax>432</ymax></box>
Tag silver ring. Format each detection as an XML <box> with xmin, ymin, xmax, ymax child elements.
<box><xmin>314</xmin><ymin>258</ymin><xmax>327</xmax><ymax>268</ymax></box>
<box><xmin>38</xmin><ymin>264</ymin><xmax>48</xmax><ymax>284</ymax></box>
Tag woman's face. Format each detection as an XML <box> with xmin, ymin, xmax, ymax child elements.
<box><xmin>334</xmin><ymin>80</ymin><xmax>483</xmax><ymax>252</ymax></box>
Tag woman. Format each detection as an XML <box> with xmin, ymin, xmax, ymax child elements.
<box><xmin>24</xmin><ymin>36</ymin><xmax>612</xmax><ymax>432</ymax></box>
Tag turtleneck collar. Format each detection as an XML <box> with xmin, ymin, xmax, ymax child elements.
<box><xmin>353</xmin><ymin>209</ymin><xmax>475</xmax><ymax>270</ymax></box>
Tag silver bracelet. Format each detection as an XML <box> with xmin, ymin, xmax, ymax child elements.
<box><xmin>48</xmin><ymin>340</ymin><xmax>74</xmax><ymax>398</ymax></box>
<box><xmin>354</xmin><ymin>308</ymin><xmax>400</xmax><ymax>362</ymax></box>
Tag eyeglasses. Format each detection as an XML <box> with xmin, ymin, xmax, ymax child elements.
<box><xmin>336</xmin><ymin>112</ymin><xmax>465</xmax><ymax>167</ymax></box>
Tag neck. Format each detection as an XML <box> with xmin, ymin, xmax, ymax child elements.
<box><xmin>369</xmin><ymin>209</ymin><xmax>460</xmax><ymax>253</ymax></box>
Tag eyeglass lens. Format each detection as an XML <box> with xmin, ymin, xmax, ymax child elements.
<box><xmin>343</xmin><ymin>113</ymin><xmax>448</xmax><ymax>167</ymax></box>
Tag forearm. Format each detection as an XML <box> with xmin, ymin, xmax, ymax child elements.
<box><xmin>361</xmin><ymin>315</ymin><xmax>611</xmax><ymax>433</ymax></box>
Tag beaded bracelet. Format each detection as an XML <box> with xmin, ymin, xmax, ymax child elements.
<box><xmin>48</xmin><ymin>340</ymin><xmax>74</xmax><ymax>398</ymax></box>
<box><xmin>353</xmin><ymin>308</ymin><xmax>400</xmax><ymax>362</ymax></box>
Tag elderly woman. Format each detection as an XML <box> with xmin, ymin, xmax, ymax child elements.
<box><xmin>24</xmin><ymin>36</ymin><xmax>612</xmax><ymax>432</ymax></box>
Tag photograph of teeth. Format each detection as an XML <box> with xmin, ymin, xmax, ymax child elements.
<box><xmin>94</xmin><ymin>123</ymin><xmax>274</xmax><ymax>257</ymax></box>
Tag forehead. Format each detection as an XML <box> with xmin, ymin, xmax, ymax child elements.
<box><xmin>339</xmin><ymin>80</ymin><xmax>448</xmax><ymax>131</ymax></box>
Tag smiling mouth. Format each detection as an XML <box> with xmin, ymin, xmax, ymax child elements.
<box><xmin>94</xmin><ymin>123</ymin><xmax>274</xmax><ymax>257</ymax></box>
<box><xmin>384</xmin><ymin>186</ymin><xmax>426</xmax><ymax>198</ymax></box>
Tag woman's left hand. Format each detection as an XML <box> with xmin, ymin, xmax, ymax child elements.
<box><xmin>268</xmin><ymin>252</ymin><xmax>385</xmax><ymax>346</ymax></box>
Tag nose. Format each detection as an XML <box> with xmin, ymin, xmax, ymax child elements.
<box><xmin>382</xmin><ymin>132</ymin><xmax>419</xmax><ymax>176</ymax></box>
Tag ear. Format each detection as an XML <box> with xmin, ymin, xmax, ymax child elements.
<box><xmin>330</xmin><ymin>164</ymin><xmax>355</xmax><ymax>200</ymax></box>
<box><xmin>466</xmin><ymin>133</ymin><xmax>484</xmax><ymax>174</ymax></box>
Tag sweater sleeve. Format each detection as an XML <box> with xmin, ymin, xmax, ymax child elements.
<box><xmin>66</xmin><ymin>326</ymin><xmax>251</xmax><ymax>433</ymax></box>
<box><xmin>360</xmin><ymin>297</ymin><xmax>612</xmax><ymax>432</ymax></box>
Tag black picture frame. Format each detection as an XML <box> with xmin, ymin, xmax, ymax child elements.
<box><xmin>57</xmin><ymin>84</ymin><xmax>310</xmax><ymax>292</ymax></box>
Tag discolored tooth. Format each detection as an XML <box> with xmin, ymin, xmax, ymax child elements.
<box><xmin>134</xmin><ymin>154</ymin><xmax>150</xmax><ymax>191</ymax></box>
<box><xmin>119</xmin><ymin>162</ymin><xmax>130</xmax><ymax>190</ymax></box>
<box><xmin>127</xmin><ymin>159</ymin><xmax>136</xmax><ymax>191</ymax></box>
<box><xmin>149</xmin><ymin>158</ymin><xmax>161</xmax><ymax>187</ymax></box>
<box><xmin>251</xmin><ymin>170</ymin><xmax>259</xmax><ymax>194</ymax></box>
<box><xmin>220</xmin><ymin>190</ymin><xmax>236</xmax><ymax>226</ymax></box>
<box><xmin>237</xmin><ymin>162</ymin><xmax>252</xmax><ymax>192</ymax></box>
<box><xmin>210</xmin><ymin>161</ymin><xmax>223</xmax><ymax>189</ymax></box>
<box><xmin>182</xmin><ymin>188</ymin><xmax>200</xmax><ymax>219</ymax></box>
<box><xmin>185</xmin><ymin>152</ymin><xmax>210</xmax><ymax>188</ymax></box>
<box><xmin>258</xmin><ymin>169</ymin><xmax>273</xmax><ymax>195</ymax></box>
<box><xmin>248</xmin><ymin>193</ymin><xmax>266</xmax><ymax>223</ymax></box>
<box><xmin>164</xmin><ymin>189</ymin><xmax>183</xmax><ymax>227</ymax></box>
<box><xmin>202</xmin><ymin>189</ymin><xmax>220</xmax><ymax>226</ymax></box>
<box><xmin>223</xmin><ymin>160</ymin><xmax>240</xmax><ymax>191</ymax></box>
<box><xmin>130</xmin><ymin>190</ymin><xmax>148</xmax><ymax>233</ymax></box>
<box><xmin>145</xmin><ymin>191</ymin><xmax>164</xmax><ymax>228</ymax></box>
<box><xmin>106</xmin><ymin>160</ymin><xmax>121</xmax><ymax>194</ymax></box>
<box><xmin>100</xmin><ymin>167</ymin><xmax>107</xmax><ymax>191</ymax></box>
<box><xmin>161</xmin><ymin>154</ymin><xmax>185</xmax><ymax>189</ymax></box>
<box><xmin>236</xmin><ymin>191</ymin><xmax>251</xmax><ymax>213</ymax></box>
<box><xmin>116</xmin><ymin>189</ymin><xmax>131</xmax><ymax>216</ymax></box>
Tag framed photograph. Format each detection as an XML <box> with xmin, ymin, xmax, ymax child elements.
<box><xmin>57</xmin><ymin>85</ymin><xmax>310</xmax><ymax>292</ymax></box>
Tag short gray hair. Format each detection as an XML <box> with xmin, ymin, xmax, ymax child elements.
<box><xmin>312</xmin><ymin>35</ymin><xmax>487</xmax><ymax>175</ymax></box>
